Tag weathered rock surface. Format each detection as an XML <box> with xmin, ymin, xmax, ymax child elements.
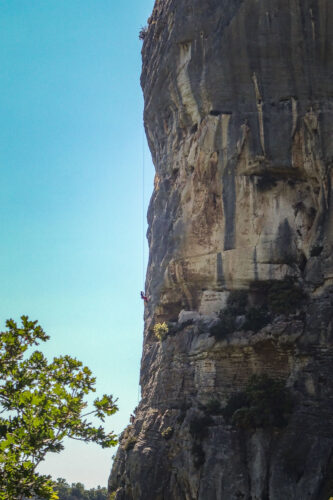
<box><xmin>109</xmin><ymin>1</ymin><xmax>333</xmax><ymax>498</ymax></box>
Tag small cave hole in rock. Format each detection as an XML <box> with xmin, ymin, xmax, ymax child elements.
<box><xmin>308</xmin><ymin>206</ymin><xmax>317</xmax><ymax>223</ymax></box>
<box><xmin>310</xmin><ymin>245</ymin><xmax>323</xmax><ymax>257</ymax></box>
<box><xmin>209</xmin><ymin>109</ymin><xmax>222</xmax><ymax>116</ymax></box>
<box><xmin>279</xmin><ymin>96</ymin><xmax>291</xmax><ymax>103</ymax></box>
<box><xmin>256</xmin><ymin>174</ymin><xmax>277</xmax><ymax>190</ymax></box>
<box><xmin>191</xmin><ymin>123</ymin><xmax>198</xmax><ymax>134</ymax></box>
<box><xmin>293</xmin><ymin>201</ymin><xmax>305</xmax><ymax>216</ymax></box>
<box><xmin>172</xmin><ymin>168</ymin><xmax>179</xmax><ymax>179</ymax></box>
<box><xmin>298</xmin><ymin>252</ymin><xmax>307</xmax><ymax>272</ymax></box>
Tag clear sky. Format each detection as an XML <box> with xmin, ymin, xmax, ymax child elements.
<box><xmin>0</xmin><ymin>0</ymin><xmax>155</xmax><ymax>489</ymax></box>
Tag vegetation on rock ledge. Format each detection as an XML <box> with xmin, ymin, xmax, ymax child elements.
<box><xmin>210</xmin><ymin>290</ymin><xmax>270</xmax><ymax>339</ymax></box>
<box><xmin>139</xmin><ymin>26</ymin><xmax>148</xmax><ymax>40</ymax></box>
<box><xmin>121</xmin><ymin>426</ymin><xmax>137</xmax><ymax>452</ymax></box>
<box><xmin>210</xmin><ymin>278</ymin><xmax>306</xmax><ymax>340</ymax></box>
<box><xmin>153</xmin><ymin>322</ymin><xmax>169</xmax><ymax>341</ymax></box>
<box><xmin>161</xmin><ymin>426</ymin><xmax>174</xmax><ymax>440</ymax></box>
<box><xmin>223</xmin><ymin>374</ymin><xmax>293</xmax><ymax>430</ymax></box>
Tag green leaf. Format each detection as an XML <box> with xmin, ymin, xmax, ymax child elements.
<box><xmin>0</xmin><ymin>315</ymin><xmax>118</xmax><ymax>499</ymax></box>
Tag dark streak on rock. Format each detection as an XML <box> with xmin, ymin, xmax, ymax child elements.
<box><xmin>217</xmin><ymin>252</ymin><xmax>224</xmax><ymax>286</ymax></box>
<box><xmin>223</xmin><ymin>161</ymin><xmax>236</xmax><ymax>251</ymax></box>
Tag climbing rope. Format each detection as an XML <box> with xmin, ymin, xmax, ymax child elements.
<box><xmin>137</xmin><ymin>124</ymin><xmax>146</xmax><ymax>405</ymax></box>
<box><xmin>142</xmin><ymin>124</ymin><xmax>145</xmax><ymax>290</ymax></box>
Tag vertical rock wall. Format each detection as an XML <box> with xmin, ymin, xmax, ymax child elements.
<box><xmin>110</xmin><ymin>1</ymin><xmax>333</xmax><ymax>499</ymax></box>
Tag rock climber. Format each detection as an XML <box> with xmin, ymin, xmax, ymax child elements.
<box><xmin>140</xmin><ymin>291</ymin><xmax>149</xmax><ymax>304</ymax></box>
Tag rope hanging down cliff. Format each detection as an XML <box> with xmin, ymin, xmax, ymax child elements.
<box><xmin>140</xmin><ymin>125</ymin><xmax>149</xmax><ymax>306</ymax></box>
<box><xmin>142</xmin><ymin>125</ymin><xmax>145</xmax><ymax>290</ymax></box>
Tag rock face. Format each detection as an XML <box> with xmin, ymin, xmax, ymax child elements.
<box><xmin>109</xmin><ymin>1</ymin><xmax>333</xmax><ymax>499</ymax></box>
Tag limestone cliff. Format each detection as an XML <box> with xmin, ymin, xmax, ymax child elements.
<box><xmin>109</xmin><ymin>1</ymin><xmax>333</xmax><ymax>498</ymax></box>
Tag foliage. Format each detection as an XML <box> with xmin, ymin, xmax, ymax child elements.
<box><xmin>321</xmin><ymin>454</ymin><xmax>333</xmax><ymax>500</ymax></box>
<box><xmin>204</xmin><ymin>398</ymin><xmax>222</xmax><ymax>415</ymax></box>
<box><xmin>161</xmin><ymin>426</ymin><xmax>174</xmax><ymax>440</ymax></box>
<box><xmin>226</xmin><ymin>290</ymin><xmax>248</xmax><ymax>315</ymax></box>
<box><xmin>123</xmin><ymin>436</ymin><xmax>137</xmax><ymax>452</ymax></box>
<box><xmin>265</xmin><ymin>278</ymin><xmax>305</xmax><ymax>314</ymax></box>
<box><xmin>53</xmin><ymin>478</ymin><xmax>108</xmax><ymax>500</ymax></box>
<box><xmin>209</xmin><ymin>309</ymin><xmax>237</xmax><ymax>339</ymax></box>
<box><xmin>139</xmin><ymin>26</ymin><xmax>148</xmax><ymax>40</ymax></box>
<box><xmin>120</xmin><ymin>425</ymin><xmax>137</xmax><ymax>452</ymax></box>
<box><xmin>0</xmin><ymin>316</ymin><xmax>118</xmax><ymax>500</ymax></box>
<box><xmin>211</xmin><ymin>290</ymin><xmax>250</xmax><ymax>339</ymax></box>
<box><xmin>210</xmin><ymin>290</ymin><xmax>270</xmax><ymax>339</ymax></box>
<box><xmin>189</xmin><ymin>415</ymin><xmax>212</xmax><ymax>440</ymax></box>
<box><xmin>223</xmin><ymin>374</ymin><xmax>293</xmax><ymax>430</ymax></box>
<box><xmin>221</xmin><ymin>392</ymin><xmax>249</xmax><ymax>424</ymax></box>
<box><xmin>242</xmin><ymin>307</ymin><xmax>270</xmax><ymax>332</ymax></box>
<box><xmin>210</xmin><ymin>279</ymin><xmax>305</xmax><ymax>340</ymax></box>
<box><xmin>153</xmin><ymin>322</ymin><xmax>169</xmax><ymax>341</ymax></box>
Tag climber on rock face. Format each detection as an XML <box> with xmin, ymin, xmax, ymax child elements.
<box><xmin>140</xmin><ymin>291</ymin><xmax>149</xmax><ymax>304</ymax></box>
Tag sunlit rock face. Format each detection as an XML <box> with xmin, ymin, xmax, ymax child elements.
<box><xmin>109</xmin><ymin>1</ymin><xmax>333</xmax><ymax>499</ymax></box>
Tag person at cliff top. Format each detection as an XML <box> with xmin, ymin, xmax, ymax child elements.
<box><xmin>140</xmin><ymin>291</ymin><xmax>149</xmax><ymax>304</ymax></box>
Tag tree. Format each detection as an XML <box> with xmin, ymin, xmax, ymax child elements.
<box><xmin>47</xmin><ymin>479</ymin><xmax>109</xmax><ymax>500</ymax></box>
<box><xmin>53</xmin><ymin>479</ymin><xmax>69</xmax><ymax>499</ymax></box>
<box><xmin>0</xmin><ymin>316</ymin><xmax>118</xmax><ymax>500</ymax></box>
<box><xmin>46</xmin><ymin>479</ymin><xmax>109</xmax><ymax>500</ymax></box>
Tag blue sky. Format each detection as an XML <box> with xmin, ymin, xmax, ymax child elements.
<box><xmin>0</xmin><ymin>0</ymin><xmax>155</xmax><ymax>488</ymax></box>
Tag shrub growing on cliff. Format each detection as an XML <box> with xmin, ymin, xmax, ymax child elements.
<box><xmin>223</xmin><ymin>374</ymin><xmax>293</xmax><ymax>430</ymax></box>
<box><xmin>123</xmin><ymin>436</ymin><xmax>137</xmax><ymax>452</ymax></box>
<box><xmin>209</xmin><ymin>289</ymin><xmax>247</xmax><ymax>338</ymax></box>
<box><xmin>242</xmin><ymin>307</ymin><xmax>270</xmax><ymax>332</ymax></box>
<box><xmin>210</xmin><ymin>289</ymin><xmax>270</xmax><ymax>340</ymax></box>
<box><xmin>139</xmin><ymin>26</ymin><xmax>148</xmax><ymax>40</ymax></box>
<box><xmin>154</xmin><ymin>322</ymin><xmax>169</xmax><ymax>341</ymax></box>
<box><xmin>222</xmin><ymin>391</ymin><xmax>249</xmax><ymax>424</ymax></box>
<box><xmin>226</xmin><ymin>290</ymin><xmax>248</xmax><ymax>315</ymax></box>
<box><xmin>210</xmin><ymin>279</ymin><xmax>305</xmax><ymax>341</ymax></box>
<box><xmin>120</xmin><ymin>425</ymin><xmax>138</xmax><ymax>452</ymax></box>
<box><xmin>189</xmin><ymin>415</ymin><xmax>213</xmax><ymax>439</ymax></box>
<box><xmin>204</xmin><ymin>398</ymin><xmax>223</xmax><ymax>415</ymax></box>
<box><xmin>161</xmin><ymin>426</ymin><xmax>174</xmax><ymax>440</ymax></box>
<box><xmin>210</xmin><ymin>309</ymin><xmax>237</xmax><ymax>339</ymax></box>
<box><xmin>0</xmin><ymin>316</ymin><xmax>118</xmax><ymax>500</ymax></box>
<box><xmin>266</xmin><ymin>278</ymin><xmax>305</xmax><ymax>314</ymax></box>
